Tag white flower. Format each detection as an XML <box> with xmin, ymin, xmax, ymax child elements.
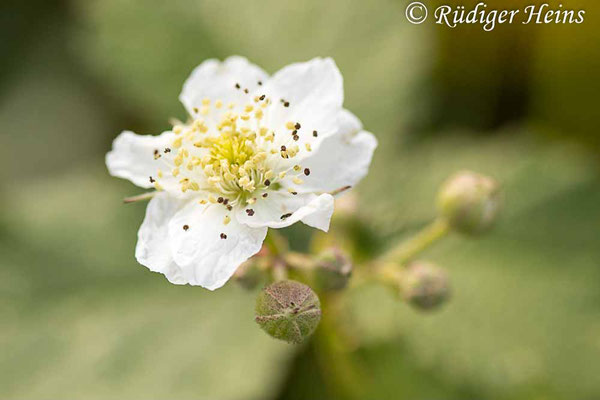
<box><xmin>106</xmin><ymin>56</ymin><xmax>377</xmax><ymax>290</ymax></box>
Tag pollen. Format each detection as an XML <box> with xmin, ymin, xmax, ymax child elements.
<box><xmin>159</xmin><ymin>92</ymin><xmax>321</xmax><ymax>208</ymax></box>
<box><xmin>172</xmin><ymin>137</ymin><xmax>183</xmax><ymax>148</ymax></box>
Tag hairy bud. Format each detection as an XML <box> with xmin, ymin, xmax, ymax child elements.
<box><xmin>437</xmin><ymin>170</ymin><xmax>500</xmax><ymax>235</ymax></box>
<box><xmin>400</xmin><ymin>261</ymin><xmax>450</xmax><ymax>311</ymax></box>
<box><xmin>314</xmin><ymin>248</ymin><xmax>352</xmax><ymax>291</ymax></box>
<box><xmin>255</xmin><ymin>280</ymin><xmax>321</xmax><ymax>344</ymax></box>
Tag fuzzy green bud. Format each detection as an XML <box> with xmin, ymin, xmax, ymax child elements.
<box><xmin>255</xmin><ymin>280</ymin><xmax>321</xmax><ymax>344</ymax></box>
<box><xmin>437</xmin><ymin>170</ymin><xmax>500</xmax><ymax>235</ymax></box>
<box><xmin>400</xmin><ymin>261</ymin><xmax>450</xmax><ymax>311</ymax></box>
<box><xmin>313</xmin><ymin>248</ymin><xmax>352</xmax><ymax>291</ymax></box>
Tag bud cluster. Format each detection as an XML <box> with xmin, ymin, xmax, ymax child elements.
<box><xmin>248</xmin><ymin>170</ymin><xmax>500</xmax><ymax>343</ymax></box>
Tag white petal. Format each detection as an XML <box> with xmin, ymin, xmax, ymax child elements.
<box><xmin>179</xmin><ymin>56</ymin><xmax>268</xmax><ymax>116</ymax></box>
<box><xmin>167</xmin><ymin>201</ymin><xmax>267</xmax><ymax>290</ymax></box>
<box><xmin>295</xmin><ymin>109</ymin><xmax>377</xmax><ymax>193</ymax></box>
<box><xmin>106</xmin><ymin>130</ymin><xmax>176</xmax><ymax>189</ymax></box>
<box><xmin>262</xmin><ymin>57</ymin><xmax>344</xmax><ymax>156</ymax></box>
<box><xmin>236</xmin><ymin>192</ymin><xmax>334</xmax><ymax>232</ymax></box>
<box><xmin>135</xmin><ymin>193</ymin><xmax>188</xmax><ymax>285</ymax></box>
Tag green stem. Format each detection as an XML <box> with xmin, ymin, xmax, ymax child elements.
<box><xmin>367</xmin><ymin>218</ymin><xmax>450</xmax><ymax>289</ymax></box>
<box><xmin>264</xmin><ymin>230</ymin><xmax>290</xmax><ymax>281</ymax></box>
<box><xmin>272</xmin><ymin>259</ymin><xmax>288</xmax><ymax>282</ymax></box>
<box><xmin>383</xmin><ymin>218</ymin><xmax>450</xmax><ymax>264</ymax></box>
<box><xmin>314</xmin><ymin>293</ymin><xmax>367</xmax><ymax>399</ymax></box>
<box><xmin>264</xmin><ymin>229</ymin><xmax>288</xmax><ymax>256</ymax></box>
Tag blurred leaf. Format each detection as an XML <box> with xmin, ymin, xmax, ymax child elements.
<box><xmin>0</xmin><ymin>169</ymin><xmax>293</xmax><ymax>400</ymax></box>
<box><xmin>73</xmin><ymin>0</ymin><xmax>432</xmax><ymax>135</ymax></box>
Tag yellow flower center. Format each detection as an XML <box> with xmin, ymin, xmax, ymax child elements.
<box><xmin>150</xmin><ymin>94</ymin><xmax>314</xmax><ymax>214</ymax></box>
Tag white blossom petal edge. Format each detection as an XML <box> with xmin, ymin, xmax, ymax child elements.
<box><xmin>106</xmin><ymin>56</ymin><xmax>377</xmax><ymax>290</ymax></box>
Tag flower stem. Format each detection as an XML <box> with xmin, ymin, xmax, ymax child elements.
<box><xmin>264</xmin><ymin>230</ymin><xmax>290</xmax><ymax>281</ymax></box>
<box><xmin>264</xmin><ymin>230</ymin><xmax>288</xmax><ymax>256</ymax></box>
<box><xmin>314</xmin><ymin>293</ymin><xmax>367</xmax><ymax>399</ymax></box>
<box><xmin>383</xmin><ymin>218</ymin><xmax>450</xmax><ymax>265</ymax></box>
<box><xmin>272</xmin><ymin>259</ymin><xmax>288</xmax><ymax>282</ymax></box>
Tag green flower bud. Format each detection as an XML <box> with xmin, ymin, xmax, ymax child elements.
<box><xmin>437</xmin><ymin>170</ymin><xmax>500</xmax><ymax>235</ymax></box>
<box><xmin>255</xmin><ymin>280</ymin><xmax>321</xmax><ymax>344</ymax></box>
<box><xmin>313</xmin><ymin>248</ymin><xmax>352</xmax><ymax>291</ymax></box>
<box><xmin>400</xmin><ymin>261</ymin><xmax>450</xmax><ymax>311</ymax></box>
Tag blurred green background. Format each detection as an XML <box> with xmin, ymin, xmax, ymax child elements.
<box><xmin>1</xmin><ymin>0</ymin><xmax>600</xmax><ymax>399</ymax></box>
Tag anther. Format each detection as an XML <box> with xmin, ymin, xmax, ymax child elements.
<box><xmin>304</xmin><ymin>168</ymin><xmax>310</xmax><ymax>176</ymax></box>
<box><xmin>262</xmin><ymin>193</ymin><xmax>268</xmax><ymax>198</ymax></box>
<box><xmin>164</xmin><ymin>148</ymin><xmax>171</xmax><ymax>153</ymax></box>
<box><xmin>220</xmin><ymin>233</ymin><xmax>227</xmax><ymax>239</ymax></box>
<box><xmin>149</xmin><ymin>176</ymin><xmax>155</xmax><ymax>183</ymax></box>
<box><xmin>257</xmin><ymin>81</ymin><xmax>262</xmax><ymax>85</ymax></box>
<box><xmin>293</xmin><ymin>135</ymin><xmax>299</xmax><ymax>141</ymax></box>
<box><xmin>264</xmin><ymin>179</ymin><xmax>271</xmax><ymax>186</ymax></box>
<box><xmin>244</xmin><ymin>88</ymin><xmax>249</xmax><ymax>94</ymax></box>
<box><xmin>280</xmin><ymin>213</ymin><xmax>292</xmax><ymax>220</ymax></box>
<box><xmin>183</xmin><ymin>225</ymin><xmax>189</xmax><ymax>231</ymax></box>
<box><xmin>281</xmin><ymin>145</ymin><xmax>287</xmax><ymax>151</ymax></box>
<box><xmin>283</xmin><ymin>101</ymin><xmax>290</xmax><ymax>107</ymax></box>
<box><xmin>246</xmin><ymin>209</ymin><xmax>255</xmax><ymax>216</ymax></box>
<box><xmin>313</xmin><ymin>130</ymin><xmax>318</xmax><ymax>137</ymax></box>
<box><xmin>295</xmin><ymin>122</ymin><xmax>301</xmax><ymax>129</ymax></box>
<box><xmin>235</xmin><ymin>83</ymin><xmax>240</xmax><ymax>89</ymax></box>
<box><xmin>259</xmin><ymin>94</ymin><xmax>265</xmax><ymax>100</ymax></box>
<box><xmin>217</xmin><ymin>197</ymin><xmax>224</xmax><ymax>203</ymax></box>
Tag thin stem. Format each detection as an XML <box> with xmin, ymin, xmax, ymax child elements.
<box><xmin>314</xmin><ymin>293</ymin><xmax>367</xmax><ymax>399</ymax></box>
<box><xmin>264</xmin><ymin>230</ymin><xmax>290</xmax><ymax>281</ymax></box>
<box><xmin>263</xmin><ymin>229</ymin><xmax>289</xmax><ymax>256</ymax></box>
<box><xmin>272</xmin><ymin>259</ymin><xmax>288</xmax><ymax>282</ymax></box>
<box><xmin>382</xmin><ymin>218</ymin><xmax>450</xmax><ymax>265</ymax></box>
